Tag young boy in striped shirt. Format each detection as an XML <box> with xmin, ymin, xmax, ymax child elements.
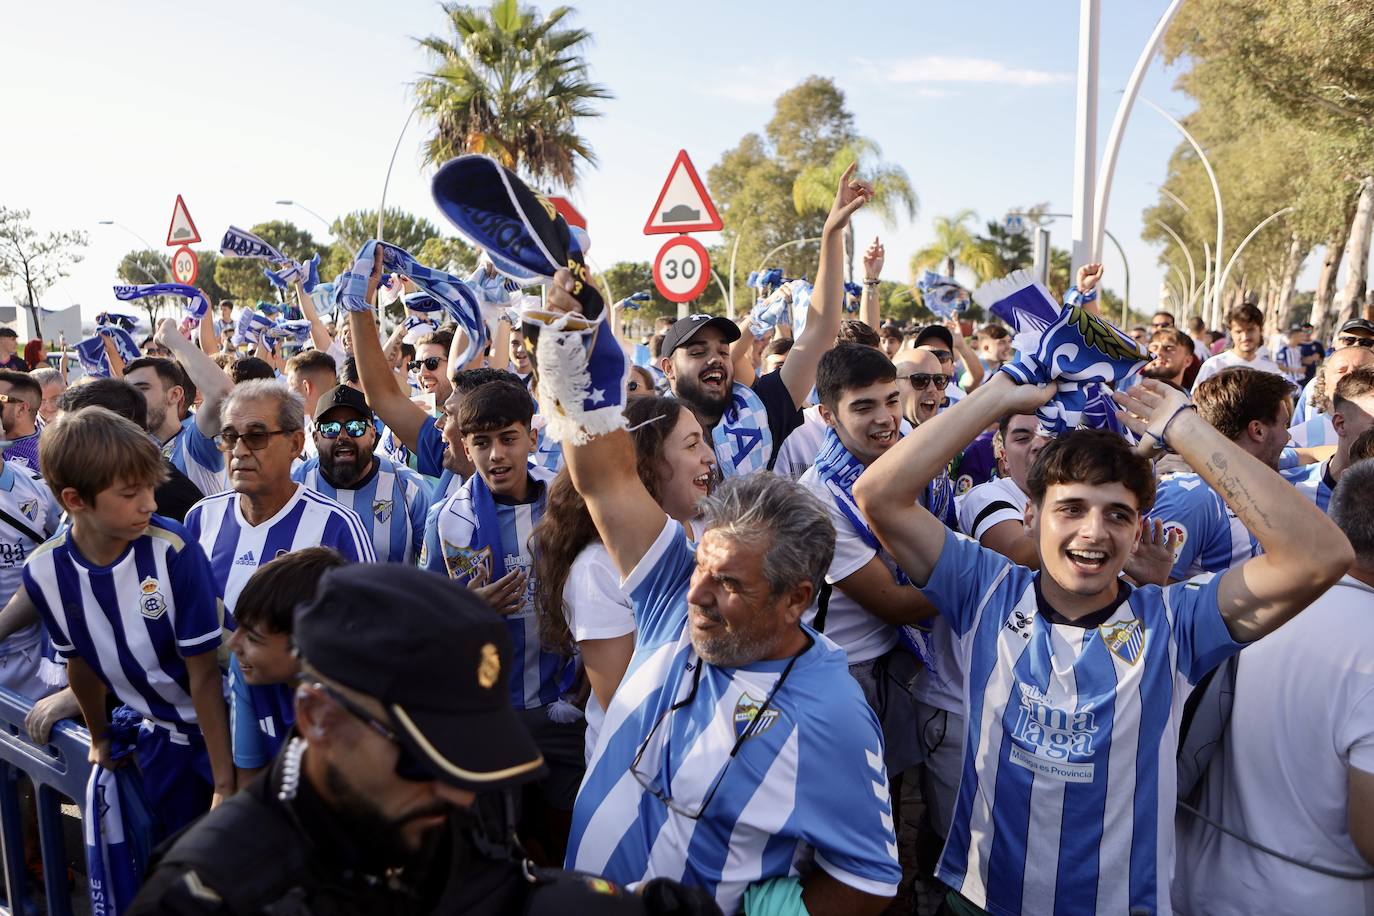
<box><xmin>24</xmin><ymin>407</ymin><xmax>233</xmax><ymax>834</ymax></box>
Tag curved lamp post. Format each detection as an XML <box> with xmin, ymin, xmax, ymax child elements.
<box><xmin>378</xmin><ymin>103</ymin><xmax>421</xmax><ymax>243</ymax></box>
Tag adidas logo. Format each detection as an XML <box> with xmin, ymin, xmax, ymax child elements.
<box><xmin>234</xmin><ymin>550</ymin><xmax>257</xmax><ymax>567</ymax></box>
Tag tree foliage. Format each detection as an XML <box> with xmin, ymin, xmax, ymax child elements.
<box><xmin>0</xmin><ymin>207</ymin><xmax>87</xmax><ymax>338</ymax></box>
<box><xmin>414</xmin><ymin>0</ymin><xmax>611</xmax><ymax>189</ymax></box>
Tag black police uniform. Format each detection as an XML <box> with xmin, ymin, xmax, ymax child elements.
<box><xmin>129</xmin><ymin>747</ymin><xmax>718</xmax><ymax>916</ymax></box>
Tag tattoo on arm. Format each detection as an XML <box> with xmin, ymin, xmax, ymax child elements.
<box><xmin>1203</xmin><ymin>451</ymin><xmax>1275</xmax><ymax>531</ymax></box>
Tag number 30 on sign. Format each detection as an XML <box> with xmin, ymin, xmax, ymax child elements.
<box><xmin>653</xmin><ymin>236</ymin><xmax>710</xmax><ymax>303</ymax></box>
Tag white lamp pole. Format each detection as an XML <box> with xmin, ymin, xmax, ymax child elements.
<box><xmin>1070</xmin><ymin>0</ymin><xmax>1101</xmax><ymax>273</ymax></box>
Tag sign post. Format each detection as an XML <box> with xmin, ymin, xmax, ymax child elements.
<box><xmin>165</xmin><ymin>195</ymin><xmax>201</xmax><ymax>247</ymax></box>
<box><xmin>171</xmin><ymin>246</ymin><xmax>199</xmax><ymax>284</ymax></box>
<box><xmin>644</xmin><ymin>151</ymin><xmax>722</xmax><ymax>310</ymax></box>
<box><xmin>652</xmin><ymin>236</ymin><xmax>710</xmax><ymax>304</ymax></box>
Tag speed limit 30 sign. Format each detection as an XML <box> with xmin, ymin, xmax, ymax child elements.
<box><xmin>653</xmin><ymin>236</ymin><xmax>710</xmax><ymax>303</ymax></box>
<box><xmin>171</xmin><ymin>245</ymin><xmax>199</xmax><ymax>284</ymax></box>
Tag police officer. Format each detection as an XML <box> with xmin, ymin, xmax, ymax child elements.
<box><xmin>130</xmin><ymin>564</ymin><xmax>719</xmax><ymax>916</ymax></box>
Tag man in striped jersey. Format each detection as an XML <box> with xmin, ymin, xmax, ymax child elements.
<box><xmin>420</xmin><ymin>379</ymin><xmax>583</xmax><ymax>856</ymax></box>
<box><xmin>536</xmin><ymin>266</ymin><xmax>900</xmax><ymax>915</ymax></box>
<box><xmin>1285</xmin><ymin>367</ymin><xmax>1374</xmax><ymax>513</ymax></box>
<box><xmin>23</xmin><ymin>408</ymin><xmax>234</xmax><ymax>834</ymax></box>
<box><xmin>855</xmin><ymin>372</ymin><xmax>1351</xmax><ymax>916</ymax></box>
<box><xmin>184</xmin><ymin>380</ymin><xmax>376</xmax><ymax>618</ymax></box>
<box><xmin>0</xmin><ymin>455</ymin><xmax>60</xmax><ymax>700</ymax></box>
<box><xmin>293</xmin><ymin>385</ymin><xmax>430</xmax><ymax>565</ymax></box>
<box><xmin>1287</xmin><ymin>344</ymin><xmax>1374</xmax><ymax>447</ymax></box>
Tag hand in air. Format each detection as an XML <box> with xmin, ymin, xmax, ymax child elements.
<box><xmin>863</xmin><ymin>237</ymin><xmax>884</xmax><ymax>281</ymax></box>
<box><xmin>824</xmin><ymin>162</ymin><xmax>874</xmax><ymax>235</ymax></box>
<box><xmin>1076</xmin><ymin>262</ymin><xmax>1104</xmax><ymax>294</ymax></box>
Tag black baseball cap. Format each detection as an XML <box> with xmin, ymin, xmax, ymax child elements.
<box><xmin>293</xmin><ymin>564</ymin><xmax>546</xmax><ymax>791</ymax></box>
<box><xmin>313</xmin><ymin>385</ymin><xmax>373</xmax><ymax>423</ymax></box>
<box><xmin>1338</xmin><ymin>318</ymin><xmax>1374</xmax><ymax>337</ymax></box>
<box><xmin>913</xmin><ymin>324</ymin><xmax>954</xmax><ymax>351</ymax></box>
<box><xmin>660</xmin><ymin>314</ymin><xmax>740</xmax><ymax>355</ymax></box>
<box><xmin>0</xmin><ymin>328</ymin><xmax>17</xmax><ymax>339</ymax></box>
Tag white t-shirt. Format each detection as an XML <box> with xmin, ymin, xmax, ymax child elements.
<box><xmin>1172</xmin><ymin>575</ymin><xmax>1374</xmax><ymax>915</ymax></box>
<box><xmin>565</xmin><ymin>542</ymin><xmax>635</xmax><ymax>763</ymax></box>
<box><xmin>1193</xmin><ymin>349</ymin><xmax>1286</xmax><ymax>387</ymax></box>
<box><xmin>955</xmin><ymin>476</ymin><xmax>1028</xmax><ymax>543</ymax></box>
<box><xmin>772</xmin><ymin>406</ymin><xmax>827</xmax><ymax>481</ymax></box>
<box><xmin>796</xmin><ymin>466</ymin><xmax>899</xmax><ymax>664</ymax></box>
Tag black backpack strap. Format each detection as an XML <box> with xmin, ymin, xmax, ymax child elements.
<box><xmin>813</xmin><ymin>581</ymin><xmax>833</xmax><ymax>634</ymax></box>
<box><xmin>0</xmin><ymin>505</ymin><xmax>46</xmax><ymax>546</ymax></box>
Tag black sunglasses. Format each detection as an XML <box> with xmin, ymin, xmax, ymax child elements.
<box><xmin>898</xmin><ymin>373</ymin><xmax>949</xmax><ymax>390</ymax></box>
<box><xmin>409</xmin><ymin>356</ymin><xmax>446</xmax><ymax>372</ymax></box>
<box><xmin>314</xmin><ymin>682</ymin><xmax>433</xmax><ymax>782</ymax></box>
<box><xmin>317</xmin><ymin>419</ymin><xmax>371</xmax><ymax>439</ymax></box>
<box><xmin>1337</xmin><ymin>335</ymin><xmax>1374</xmax><ymax>349</ymax></box>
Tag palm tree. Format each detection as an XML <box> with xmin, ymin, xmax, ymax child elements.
<box><xmin>414</xmin><ymin>0</ymin><xmax>611</xmax><ymax>189</ymax></box>
<box><xmin>792</xmin><ymin>139</ymin><xmax>918</xmax><ymax>281</ymax></box>
<box><xmin>910</xmin><ymin>210</ymin><xmax>1001</xmax><ymax>284</ymax></box>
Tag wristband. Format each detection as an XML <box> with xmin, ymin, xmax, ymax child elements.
<box><xmin>1135</xmin><ymin>401</ymin><xmax>1194</xmax><ymax>456</ymax></box>
<box><xmin>862</xmin><ymin>278</ymin><xmax>880</xmax><ymax>286</ymax></box>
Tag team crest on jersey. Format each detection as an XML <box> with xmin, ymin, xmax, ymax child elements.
<box><xmin>1161</xmin><ymin>522</ymin><xmax>1188</xmax><ymax>561</ymax></box>
<box><xmin>1099</xmin><ymin>617</ymin><xmax>1146</xmax><ymax>666</ymax></box>
<box><xmin>373</xmin><ymin>499</ymin><xmax>394</xmax><ymax>523</ymax></box>
<box><xmin>443</xmin><ymin>542</ymin><xmax>491</xmax><ymax>582</ymax></box>
<box><xmin>18</xmin><ymin>498</ymin><xmax>38</xmax><ymax>521</ymax></box>
<box><xmin>733</xmin><ymin>693</ymin><xmax>780</xmax><ymax>739</ymax></box>
<box><xmin>138</xmin><ymin>576</ymin><xmax>167</xmax><ymax>620</ymax></box>
<box><xmin>955</xmin><ymin>474</ymin><xmax>974</xmax><ymax>496</ymax></box>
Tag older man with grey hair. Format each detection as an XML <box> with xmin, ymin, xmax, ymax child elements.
<box><xmin>183</xmin><ymin>379</ymin><xmax>375</xmax><ymax>618</ymax></box>
<box><xmin>541</xmin><ymin>274</ymin><xmax>901</xmax><ymax>914</ymax></box>
<box><xmin>1173</xmin><ymin>458</ymin><xmax>1374</xmax><ymax>914</ymax></box>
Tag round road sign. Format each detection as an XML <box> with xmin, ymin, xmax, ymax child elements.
<box><xmin>171</xmin><ymin>245</ymin><xmax>199</xmax><ymax>285</ymax></box>
<box><xmin>653</xmin><ymin>236</ymin><xmax>710</xmax><ymax>303</ymax></box>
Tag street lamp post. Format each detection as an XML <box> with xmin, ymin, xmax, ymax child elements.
<box><xmin>1069</xmin><ymin>0</ymin><xmax>1100</xmax><ymax>273</ymax></box>
<box><xmin>98</xmin><ymin>220</ymin><xmax>170</xmax><ymax>282</ymax></box>
<box><xmin>378</xmin><ymin>104</ymin><xmax>421</xmax><ymax>243</ymax></box>
<box><xmin>275</xmin><ymin>200</ymin><xmax>332</xmax><ymax>234</ymax></box>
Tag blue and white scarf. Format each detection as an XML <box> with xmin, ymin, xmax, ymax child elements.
<box><xmin>467</xmin><ymin>261</ymin><xmax>521</xmax><ymax>308</ymax></box>
<box><xmin>531</xmin><ymin>306</ymin><xmax>632</xmax><ymax>447</ymax></box>
<box><xmin>334</xmin><ymin>240</ymin><xmax>488</xmax><ymax>368</ymax></box>
<box><xmin>843</xmin><ymin>281</ymin><xmax>863</xmax><ymax>314</ymax></box>
<box><xmin>788</xmin><ymin>280</ymin><xmax>817</xmax><ymax>336</ymax></box>
<box><xmin>233</xmin><ymin>310</ymin><xmax>276</xmax><ymax>348</ymax></box>
<box><xmin>308</xmin><ymin>281</ymin><xmax>335</xmax><ymax>318</ymax></box>
<box><xmin>266</xmin><ymin>318</ymin><xmax>312</xmax><ymax>345</ymax></box>
<box><xmin>94</xmin><ymin>311</ymin><xmax>140</xmax><ymax>331</ymax></box>
<box><xmin>219</xmin><ymin>225</ymin><xmax>286</xmax><ymax>261</ymax></box>
<box><xmin>916</xmin><ymin>269</ymin><xmax>970</xmax><ymax>319</ymax></box>
<box><xmin>748</xmin><ymin>267</ymin><xmax>785</xmax><ymax>293</ymax></box>
<box><xmin>974</xmin><ymin>269</ymin><xmax>1145</xmax><ymax>437</ymax></box>
<box><xmin>76</xmin><ymin>327</ymin><xmax>140</xmax><ymax>378</ymax></box>
<box><xmin>711</xmin><ymin>382</ymin><xmax>772</xmax><ymax>477</ymax></box>
<box><xmin>83</xmin><ymin>706</ymin><xmax>156</xmax><ymax>916</ymax></box>
<box><xmin>264</xmin><ymin>252</ymin><xmax>320</xmax><ymax>293</ymax></box>
<box><xmin>113</xmin><ymin>283</ymin><xmax>208</xmax><ymax>324</ymax></box>
<box><xmin>748</xmin><ymin>289</ymin><xmax>790</xmax><ymax>338</ymax></box>
<box><xmin>435</xmin><ymin>462</ymin><xmax>558</xmax><ymax>582</ymax></box>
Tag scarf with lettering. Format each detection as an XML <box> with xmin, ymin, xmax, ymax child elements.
<box><xmin>974</xmin><ymin>269</ymin><xmax>1145</xmax><ymax>437</ymax></box>
<box><xmin>83</xmin><ymin>706</ymin><xmax>156</xmax><ymax>916</ymax></box>
<box><xmin>219</xmin><ymin>225</ymin><xmax>286</xmax><ymax>260</ymax></box>
<box><xmin>114</xmin><ymin>283</ymin><xmax>209</xmax><ymax>325</ymax></box>
<box><xmin>334</xmin><ymin>239</ymin><xmax>488</xmax><ymax>369</ymax></box>
<box><xmin>433</xmin><ymin>462</ymin><xmax>557</xmax><ymax>583</ymax></box>
<box><xmin>708</xmin><ymin>383</ymin><xmax>772</xmax><ymax>477</ymax></box>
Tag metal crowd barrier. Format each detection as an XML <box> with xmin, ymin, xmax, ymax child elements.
<box><xmin>0</xmin><ymin>686</ymin><xmax>91</xmax><ymax>916</ymax></box>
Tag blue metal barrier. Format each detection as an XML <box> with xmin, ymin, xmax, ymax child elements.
<box><xmin>0</xmin><ymin>686</ymin><xmax>91</xmax><ymax>916</ymax></box>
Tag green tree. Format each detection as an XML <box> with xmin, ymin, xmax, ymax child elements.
<box><xmin>910</xmin><ymin>210</ymin><xmax>1001</xmax><ymax>284</ymax></box>
<box><xmin>975</xmin><ymin>219</ymin><xmax>1034</xmax><ymax>275</ymax></box>
<box><xmin>321</xmin><ymin>209</ymin><xmax>447</xmax><ymax>280</ymax></box>
<box><xmin>416</xmin><ymin>237</ymin><xmax>480</xmax><ymax>276</ymax></box>
<box><xmin>0</xmin><ymin>207</ymin><xmax>87</xmax><ymax>338</ymax></box>
<box><xmin>414</xmin><ymin>0</ymin><xmax>611</xmax><ymax>189</ymax></box>
<box><xmin>214</xmin><ymin>221</ymin><xmax>318</xmax><ymax>304</ymax></box>
<box><xmin>598</xmin><ymin>260</ymin><xmax>673</xmax><ymax>323</ymax></box>
<box><xmin>192</xmin><ymin>250</ymin><xmax>230</xmax><ymax>305</ymax></box>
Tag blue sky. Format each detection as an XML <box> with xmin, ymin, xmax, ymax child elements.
<box><xmin>2</xmin><ymin>0</ymin><xmax>1307</xmax><ymax>323</ymax></box>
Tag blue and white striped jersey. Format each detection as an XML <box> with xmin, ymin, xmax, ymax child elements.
<box><xmin>420</xmin><ymin>469</ymin><xmax>570</xmax><ymax>710</ymax></box>
<box><xmin>1282</xmin><ymin>458</ymin><xmax>1335</xmax><ymax>513</ymax></box>
<box><xmin>1288</xmin><ymin>413</ymin><xmax>1336</xmax><ymax>448</ymax></box>
<box><xmin>293</xmin><ymin>454</ymin><xmax>431</xmax><ymax>564</ymax></box>
<box><xmin>163</xmin><ymin>416</ymin><xmax>225</xmax><ymax>497</ymax></box>
<box><xmin>1148</xmin><ymin>473</ymin><xmax>1257</xmax><ymax>580</ymax></box>
<box><xmin>228</xmin><ymin>654</ymin><xmax>294</xmax><ymax>769</ymax></box>
<box><xmin>184</xmin><ymin>485</ymin><xmax>376</xmax><ymax>617</ymax></box>
<box><xmin>567</xmin><ymin>520</ymin><xmax>902</xmax><ymax>913</ymax></box>
<box><xmin>922</xmin><ymin>529</ymin><xmax>1240</xmax><ymax>916</ymax></box>
<box><xmin>22</xmin><ymin>517</ymin><xmax>222</xmax><ymax>734</ymax></box>
<box><xmin>0</xmin><ymin>461</ymin><xmax>60</xmax><ymax>602</ymax></box>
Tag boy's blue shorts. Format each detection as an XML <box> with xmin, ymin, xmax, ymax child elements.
<box><xmin>135</xmin><ymin>723</ymin><xmax>213</xmax><ymax>838</ymax></box>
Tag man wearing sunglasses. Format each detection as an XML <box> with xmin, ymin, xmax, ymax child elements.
<box><xmin>0</xmin><ymin>370</ymin><xmax>43</xmax><ymax>471</ymax></box>
<box><xmin>293</xmin><ymin>386</ymin><xmax>432</xmax><ymax>565</ymax></box>
<box><xmin>1293</xmin><ymin>318</ymin><xmax>1374</xmax><ymax>426</ymax></box>
<box><xmin>134</xmin><ymin>564</ymin><xmax>710</xmax><ymax>916</ymax></box>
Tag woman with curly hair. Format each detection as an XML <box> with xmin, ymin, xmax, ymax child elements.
<box><xmin>530</xmin><ymin>396</ymin><xmax>716</xmax><ymax>759</ymax></box>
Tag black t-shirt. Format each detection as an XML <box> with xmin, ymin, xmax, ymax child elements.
<box><xmin>750</xmin><ymin>370</ymin><xmax>804</xmax><ymax>470</ymax></box>
<box><xmin>155</xmin><ymin>460</ymin><xmax>203</xmax><ymax>522</ymax></box>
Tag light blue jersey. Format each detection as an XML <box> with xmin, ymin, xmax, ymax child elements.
<box><xmin>293</xmin><ymin>454</ymin><xmax>431</xmax><ymax>564</ymax></box>
<box><xmin>1282</xmin><ymin>458</ymin><xmax>1335</xmax><ymax>513</ymax></box>
<box><xmin>923</xmin><ymin>529</ymin><xmax>1239</xmax><ymax>915</ymax></box>
<box><xmin>163</xmin><ymin>416</ymin><xmax>225</xmax><ymax>497</ymax></box>
<box><xmin>1148</xmin><ymin>473</ymin><xmax>1257</xmax><ymax>580</ymax></box>
<box><xmin>567</xmin><ymin>520</ymin><xmax>901</xmax><ymax>914</ymax></box>
<box><xmin>22</xmin><ymin>517</ymin><xmax>222</xmax><ymax>735</ymax></box>
<box><xmin>1288</xmin><ymin>413</ymin><xmax>1336</xmax><ymax>448</ymax></box>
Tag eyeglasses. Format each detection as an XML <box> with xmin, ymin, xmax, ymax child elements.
<box><xmin>316</xmin><ymin>419</ymin><xmax>372</xmax><ymax>439</ymax></box>
<box><xmin>1337</xmin><ymin>335</ymin><xmax>1374</xmax><ymax>349</ymax></box>
<box><xmin>313</xmin><ymin>683</ymin><xmax>433</xmax><ymax>782</ymax></box>
<box><xmin>214</xmin><ymin>428</ymin><xmax>293</xmax><ymax>452</ymax></box>
<box><xmin>408</xmin><ymin>356</ymin><xmax>446</xmax><ymax>372</ymax></box>
<box><xmin>630</xmin><ymin>636</ymin><xmax>810</xmax><ymax>819</ymax></box>
<box><xmin>898</xmin><ymin>373</ymin><xmax>949</xmax><ymax>390</ymax></box>
<box><xmin>0</xmin><ymin>394</ymin><xmax>27</xmax><ymax>409</ymax></box>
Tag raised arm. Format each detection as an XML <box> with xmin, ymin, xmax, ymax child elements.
<box><xmin>350</xmin><ymin>253</ymin><xmax>431</xmax><ymax>451</ymax></box>
<box><xmin>854</xmin><ymin>373</ymin><xmax>1052</xmax><ymax>584</ymax></box>
<box><xmin>295</xmin><ymin>279</ymin><xmax>336</xmax><ymax>354</ymax></box>
<box><xmin>780</xmin><ymin>162</ymin><xmax>872</xmax><ymax>408</ymax></box>
<box><xmin>730</xmin><ymin>316</ymin><xmax>757</xmax><ymax>388</ymax></box>
<box><xmin>157</xmin><ymin>318</ymin><xmax>233</xmax><ymax>438</ymax></box>
<box><xmin>198</xmin><ymin>309</ymin><xmax>221</xmax><ymax>355</ymax></box>
<box><xmin>57</xmin><ymin>333</ymin><xmax>69</xmax><ymax>383</ymax></box>
<box><xmin>546</xmin><ymin>270</ymin><xmax>670</xmax><ymax>579</ymax></box>
<box><xmin>860</xmin><ymin>237</ymin><xmax>883</xmax><ymax>330</ymax></box>
<box><xmin>950</xmin><ymin>318</ymin><xmax>984</xmax><ymax>390</ymax></box>
<box><xmin>1114</xmin><ymin>379</ymin><xmax>1353</xmax><ymax>642</ymax></box>
<box><xmin>101</xmin><ymin>334</ymin><xmax>126</xmax><ymax>379</ymax></box>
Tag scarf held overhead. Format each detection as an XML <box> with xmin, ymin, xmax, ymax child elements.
<box><xmin>113</xmin><ymin>283</ymin><xmax>208</xmax><ymax>324</ymax></box>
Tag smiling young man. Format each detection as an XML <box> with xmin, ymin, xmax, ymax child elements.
<box><xmin>1194</xmin><ymin>303</ymin><xmax>1284</xmax><ymax>386</ymax></box>
<box><xmin>293</xmin><ymin>385</ymin><xmax>431</xmax><ymax>565</ymax></box>
<box><xmin>797</xmin><ymin>343</ymin><xmax>940</xmax><ymax>798</ymax></box>
<box><xmin>853</xmin><ymin>370</ymin><xmax>1351</xmax><ymax>916</ymax></box>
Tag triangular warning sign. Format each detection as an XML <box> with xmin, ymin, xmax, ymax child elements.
<box><xmin>165</xmin><ymin>195</ymin><xmax>201</xmax><ymax>247</ymax></box>
<box><xmin>643</xmin><ymin>150</ymin><xmax>723</xmax><ymax>235</ymax></box>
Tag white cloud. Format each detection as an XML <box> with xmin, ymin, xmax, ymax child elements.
<box><xmin>863</xmin><ymin>56</ymin><xmax>1071</xmax><ymax>87</ymax></box>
